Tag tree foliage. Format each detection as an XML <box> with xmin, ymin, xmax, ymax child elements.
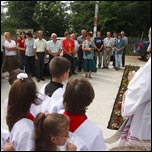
<box><xmin>1</xmin><ymin>1</ymin><xmax>151</xmax><ymax>37</ymax></box>
<box><xmin>33</xmin><ymin>1</ymin><xmax>69</xmax><ymax>36</ymax></box>
<box><xmin>69</xmin><ymin>1</ymin><xmax>151</xmax><ymax>37</ymax></box>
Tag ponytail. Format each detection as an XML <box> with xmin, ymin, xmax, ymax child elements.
<box><xmin>34</xmin><ymin>113</ymin><xmax>69</xmax><ymax>151</ymax></box>
<box><xmin>34</xmin><ymin>113</ymin><xmax>46</xmax><ymax>142</ymax></box>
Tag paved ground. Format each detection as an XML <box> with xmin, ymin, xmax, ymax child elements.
<box><xmin>1</xmin><ymin>55</ymin><xmax>146</xmax><ymax>150</ymax></box>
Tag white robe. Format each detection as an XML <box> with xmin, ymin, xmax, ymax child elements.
<box><xmin>1</xmin><ymin>129</ymin><xmax>10</xmax><ymax>149</ymax></box>
<box><xmin>120</xmin><ymin>58</ymin><xmax>151</xmax><ymax>146</ymax></box>
<box><xmin>10</xmin><ymin>118</ymin><xmax>35</xmax><ymax>151</ymax></box>
<box><xmin>40</xmin><ymin>88</ymin><xmax>65</xmax><ymax>114</ymax></box>
<box><xmin>59</xmin><ymin>132</ymin><xmax>89</xmax><ymax>151</ymax></box>
<box><xmin>73</xmin><ymin>119</ymin><xmax>106</xmax><ymax>151</ymax></box>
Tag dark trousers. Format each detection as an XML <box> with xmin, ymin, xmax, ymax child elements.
<box><xmin>113</xmin><ymin>50</ymin><xmax>115</xmax><ymax>67</ymax></box>
<box><xmin>19</xmin><ymin>52</ymin><xmax>26</xmax><ymax>70</ymax></box>
<box><xmin>73</xmin><ymin>57</ymin><xmax>78</xmax><ymax>72</ymax></box>
<box><xmin>63</xmin><ymin>54</ymin><xmax>74</xmax><ymax>76</ymax></box>
<box><xmin>122</xmin><ymin>49</ymin><xmax>126</xmax><ymax>67</ymax></box>
<box><xmin>1</xmin><ymin>51</ymin><xmax>4</xmax><ymax>68</ymax></box>
<box><xmin>78</xmin><ymin>48</ymin><xmax>83</xmax><ymax>71</ymax></box>
<box><xmin>35</xmin><ymin>52</ymin><xmax>45</xmax><ymax>79</ymax></box>
<box><xmin>25</xmin><ymin>56</ymin><xmax>35</xmax><ymax>77</ymax></box>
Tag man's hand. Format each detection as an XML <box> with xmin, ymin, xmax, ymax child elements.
<box><xmin>128</xmin><ymin>71</ymin><xmax>136</xmax><ymax>82</ymax></box>
<box><xmin>35</xmin><ymin>55</ymin><xmax>38</xmax><ymax>60</ymax></box>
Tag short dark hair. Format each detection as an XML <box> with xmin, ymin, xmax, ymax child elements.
<box><xmin>117</xmin><ymin>33</ymin><xmax>122</xmax><ymax>37</ymax></box>
<box><xmin>63</xmin><ymin>77</ymin><xmax>95</xmax><ymax>114</ymax></box>
<box><xmin>20</xmin><ymin>31</ymin><xmax>25</xmax><ymax>35</ymax></box>
<box><xmin>26</xmin><ymin>31</ymin><xmax>33</xmax><ymax>38</ymax></box>
<box><xmin>49</xmin><ymin>57</ymin><xmax>71</xmax><ymax>78</ymax></box>
<box><xmin>8</xmin><ymin>69</ymin><xmax>24</xmax><ymax>85</ymax></box>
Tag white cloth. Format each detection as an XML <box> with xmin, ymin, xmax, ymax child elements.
<box><xmin>25</xmin><ymin>38</ymin><xmax>35</xmax><ymax>56</ymax></box>
<box><xmin>103</xmin><ymin>37</ymin><xmax>114</xmax><ymax>48</ymax></box>
<box><xmin>73</xmin><ymin>119</ymin><xmax>106</xmax><ymax>151</ymax></box>
<box><xmin>47</xmin><ymin>40</ymin><xmax>62</xmax><ymax>53</ymax></box>
<box><xmin>73</xmin><ymin>40</ymin><xmax>79</xmax><ymax>57</ymax></box>
<box><xmin>1</xmin><ymin>129</ymin><xmax>10</xmax><ymax>149</ymax></box>
<box><xmin>59</xmin><ymin>132</ymin><xmax>89</xmax><ymax>151</ymax></box>
<box><xmin>120</xmin><ymin>58</ymin><xmax>151</xmax><ymax>145</ymax></box>
<box><xmin>40</xmin><ymin>88</ymin><xmax>65</xmax><ymax>114</ymax></box>
<box><xmin>10</xmin><ymin>118</ymin><xmax>35</xmax><ymax>151</ymax></box>
<box><xmin>33</xmin><ymin>38</ymin><xmax>47</xmax><ymax>52</ymax></box>
<box><xmin>4</xmin><ymin>40</ymin><xmax>17</xmax><ymax>56</ymax></box>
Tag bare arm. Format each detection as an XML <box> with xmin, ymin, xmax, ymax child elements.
<box><xmin>17</xmin><ymin>43</ymin><xmax>25</xmax><ymax>51</ymax></box>
<box><xmin>5</xmin><ymin>46</ymin><xmax>17</xmax><ymax>51</ymax></box>
<box><xmin>82</xmin><ymin>42</ymin><xmax>87</xmax><ymax>51</ymax></box>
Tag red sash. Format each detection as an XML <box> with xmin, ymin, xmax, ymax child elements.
<box><xmin>25</xmin><ymin>113</ymin><xmax>35</xmax><ymax>121</ymax></box>
<box><xmin>64</xmin><ymin>111</ymin><xmax>87</xmax><ymax>132</ymax></box>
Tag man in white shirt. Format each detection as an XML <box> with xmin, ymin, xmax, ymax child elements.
<box><xmin>47</xmin><ymin>33</ymin><xmax>62</xmax><ymax>62</ymax></box>
<box><xmin>103</xmin><ymin>32</ymin><xmax>114</xmax><ymax>69</ymax></box>
<box><xmin>34</xmin><ymin>30</ymin><xmax>47</xmax><ymax>82</ymax></box>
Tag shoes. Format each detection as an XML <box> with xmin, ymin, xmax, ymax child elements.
<box><xmin>73</xmin><ymin>72</ymin><xmax>77</xmax><ymax>75</ymax></box>
<box><xmin>102</xmin><ymin>67</ymin><xmax>106</xmax><ymax>69</ymax></box>
<box><xmin>40</xmin><ymin>77</ymin><xmax>45</xmax><ymax>81</ymax></box>
<box><xmin>88</xmin><ymin>75</ymin><xmax>92</xmax><ymax>78</ymax></box>
<box><xmin>115</xmin><ymin>67</ymin><xmax>119</xmax><ymax>71</ymax></box>
<box><xmin>37</xmin><ymin>79</ymin><xmax>40</xmax><ymax>82</ymax></box>
<box><xmin>85</xmin><ymin>74</ymin><xmax>88</xmax><ymax>78</ymax></box>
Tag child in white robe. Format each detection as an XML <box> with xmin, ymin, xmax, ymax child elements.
<box><xmin>34</xmin><ymin>112</ymin><xmax>77</xmax><ymax>151</ymax></box>
<box><xmin>6</xmin><ymin>73</ymin><xmax>39</xmax><ymax>151</ymax></box>
<box><xmin>4</xmin><ymin>69</ymin><xmax>37</xmax><ymax>117</ymax></box>
<box><xmin>39</xmin><ymin>57</ymin><xmax>70</xmax><ymax>114</ymax></box>
<box><xmin>63</xmin><ymin>77</ymin><xmax>106</xmax><ymax>151</ymax></box>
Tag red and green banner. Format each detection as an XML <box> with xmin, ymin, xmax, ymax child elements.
<box><xmin>107</xmin><ymin>65</ymin><xmax>140</xmax><ymax>130</ymax></box>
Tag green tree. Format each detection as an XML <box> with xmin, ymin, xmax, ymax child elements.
<box><xmin>68</xmin><ymin>1</ymin><xmax>151</xmax><ymax>37</ymax></box>
<box><xmin>33</xmin><ymin>1</ymin><xmax>69</xmax><ymax>36</ymax></box>
<box><xmin>1</xmin><ymin>1</ymin><xmax>38</xmax><ymax>34</ymax></box>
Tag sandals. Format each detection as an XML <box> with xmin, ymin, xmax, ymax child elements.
<box><xmin>88</xmin><ymin>75</ymin><xmax>92</xmax><ymax>78</ymax></box>
<box><xmin>85</xmin><ymin>73</ymin><xmax>92</xmax><ymax>78</ymax></box>
<box><xmin>85</xmin><ymin>74</ymin><xmax>88</xmax><ymax>78</ymax></box>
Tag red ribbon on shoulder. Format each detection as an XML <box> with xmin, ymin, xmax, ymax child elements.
<box><xmin>64</xmin><ymin>111</ymin><xmax>87</xmax><ymax>132</ymax></box>
<box><xmin>25</xmin><ymin>113</ymin><xmax>35</xmax><ymax>121</ymax></box>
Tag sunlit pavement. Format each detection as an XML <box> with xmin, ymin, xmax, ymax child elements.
<box><xmin>1</xmin><ymin>55</ymin><xmax>146</xmax><ymax>150</ymax></box>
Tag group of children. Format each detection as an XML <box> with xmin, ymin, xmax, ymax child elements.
<box><xmin>1</xmin><ymin>56</ymin><xmax>106</xmax><ymax>151</ymax></box>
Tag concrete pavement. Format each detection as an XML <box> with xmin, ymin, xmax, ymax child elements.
<box><xmin>1</xmin><ymin>55</ymin><xmax>146</xmax><ymax>150</ymax></box>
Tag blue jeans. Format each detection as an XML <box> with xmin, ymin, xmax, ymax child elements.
<box><xmin>115</xmin><ymin>53</ymin><xmax>122</xmax><ymax>68</ymax></box>
<box><xmin>19</xmin><ymin>52</ymin><xmax>26</xmax><ymax>70</ymax></box>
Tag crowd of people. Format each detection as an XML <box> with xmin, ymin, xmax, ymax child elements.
<box><xmin>1</xmin><ymin>29</ymin><xmax>128</xmax><ymax>81</ymax></box>
<box><xmin>1</xmin><ymin>27</ymin><xmax>151</xmax><ymax>151</ymax></box>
